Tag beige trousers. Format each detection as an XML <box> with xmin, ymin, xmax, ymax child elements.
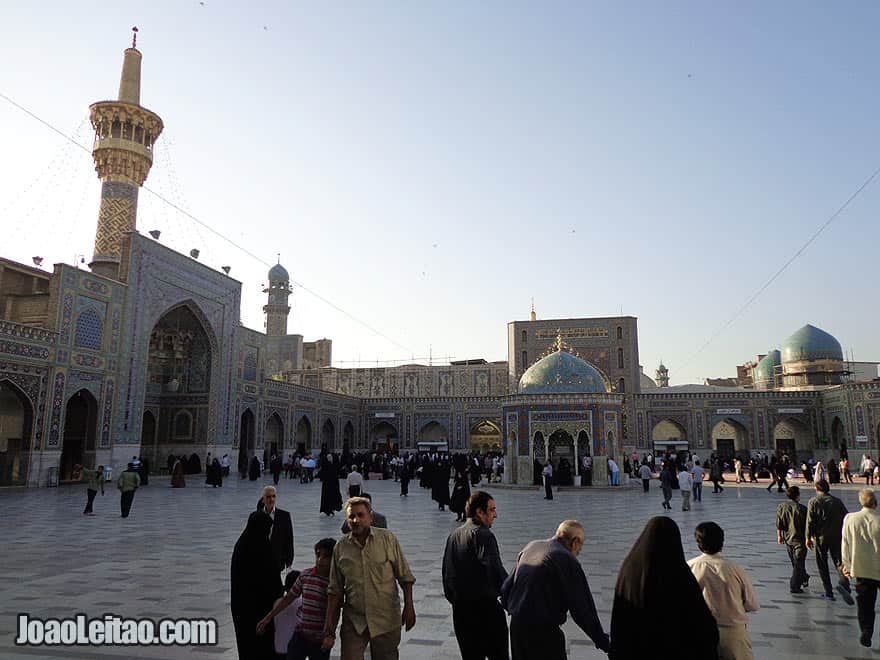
<box><xmin>718</xmin><ymin>623</ymin><xmax>753</xmax><ymax>660</ymax></box>
<box><xmin>340</xmin><ymin>616</ymin><xmax>402</xmax><ymax>660</ymax></box>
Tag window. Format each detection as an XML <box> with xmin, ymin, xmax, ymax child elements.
<box><xmin>617</xmin><ymin>348</ymin><xmax>624</xmax><ymax>369</ymax></box>
<box><xmin>521</xmin><ymin>330</ymin><xmax>527</xmax><ymax>344</ymax></box>
<box><xmin>74</xmin><ymin>309</ymin><xmax>103</xmax><ymax>350</ymax></box>
<box><xmin>173</xmin><ymin>411</ymin><xmax>192</xmax><ymax>438</ymax></box>
<box><xmin>522</xmin><ymin>350</ymin><xmax>528</xmax><ymax>367</ymax></box>
<box><xmin>618</xmin><ymin>378</ymin><xmax>625</xmax><ymax>393</ymax></box>
<box><xmin>617</xmin><ymin>326</ymin><xmax>623</xmax><ymax>340</ymax></box>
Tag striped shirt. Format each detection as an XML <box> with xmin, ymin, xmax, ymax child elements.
<box><xmin>288</xmin><ymin>567</ymin><xmax>329</xmax><ymax>644</ymax></box>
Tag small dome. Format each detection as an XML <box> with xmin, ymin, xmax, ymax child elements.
<box><xmin>755</xmin><ymin>350</ymin><xmax>781</xmax><ymax>380</ymax></box>
<box><xmin>518</xmin><ymin>350</ymin><xmax>607</xmax><ymax>395</ymax></box>
<box><xmin>268</xmin><ymin>263</ymin><xmax>289</xmax><ymax>282</ymax></box>
<box><xmin>781</xmin><ymin>324</ymin><xmax>843</xmax><ymax>363</ymax></box>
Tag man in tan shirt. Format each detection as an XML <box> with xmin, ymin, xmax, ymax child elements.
<box><xmin>323</xmin><ymin>496</ymin><xmax>416</xmax><ymax>659</ymax></box>
<box><xmin>842</xmin><ymin>489</ymin><xmax>880</xmax><ymax>648</ymax></box>
<box><xmin>688</xmin><ymin>521</ymin><xmax>759</xmax><ymax>660</ymax></box>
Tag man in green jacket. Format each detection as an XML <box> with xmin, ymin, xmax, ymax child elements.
<box><xmin>776</xmin><ymin>485</ymin><xmax>809</xmax><ymax>594</ymax></box>
<box><xmin>806</xmin><ymin>478</ymin><xmax>853</xmax><ymax>604</ymax></box>
<box><xmin>117</xmin><ymin>463</ymin><xmax>140</xmax><ymax>518</ymax></box>
<box><xmin>73</xmin><ymin>463</ymin><xmax>104</xmax><ymax>516</ymax></box>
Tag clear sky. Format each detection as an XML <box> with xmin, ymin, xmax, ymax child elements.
<box><xmin>2</xmin><ymin>2</ymin><xmax>878</xmax><ymax>383</ymax></box>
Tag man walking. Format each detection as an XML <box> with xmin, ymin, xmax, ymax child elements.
<box><xmin>692</xmin><ymin>460</ymin><xmax>705</xmax><ymax>502</ymax></box>
<box><xmin>502</xmin><ymin>520</ymin><xmax>610</xmax><ymax>658</ymax></box>
<box><xmin>806</xmin><ymin>479</ymin><xmax>853</xmax><ymax>604</ymax></box>
<box><xmin>347</xmin><ymin>466</ymin><xmax>363</xmax><ymax>498</ymax></box>
<box><xmin>259</xmin><ymin>486</ymin><xmax>295</xmax><ymax>575</ymax></box>
<box><xmin>542</xmin><ymin>461</ymin><xmax>553</xmax><ymax>500</ymax></box>
<box><xmin>776</xmin><ymin>486</ymin><xmax>809</xmax><ymax>593</ymax></box>
<box><xmin>660</xmin><ymin>463</ymin><xmax>674</xmax><ymax>511</ymax></box>
<box><xmin>117</xmin><ymin>462</ymin><xmax>140</xmax><ymax>518</ymax></box>
<box><xmin>842</xmin><ymin>489</ymin><xmax>880</xmax><ymax>647</ymax></box>
<box><xmin>688</xmin><ymin>522</ymin><xmax>760</xmax><ymax>660</ymax></box>
<box><xmin>74</xmin><ymin>463</ymin><xmax>104</xmax><ymax>515</ymax></box>
<box><xmin>678</xmin><ymin>467</ymin><xmax>693</xmax><ymax>511</ymax></box>
<box><xmin>443</xmin><ymin>491</ymin><xmax>508</xmax><ymax>660</ymax></box>
<box><xmin>323</xmin><ymin>496</ymin><xmax>416</xmax><ymax>659</ymax></box>
<box><xmin>710</xmin><ymin>456</ymin><xmax>724</xmax><ymax>493</ymax></box>
<box><xmin>638</xmin><ymin>462</ymin><xmax>652</xmax><ymax>493</ymax></box>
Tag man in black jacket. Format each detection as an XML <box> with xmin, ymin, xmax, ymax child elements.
<box><xmin>806</xmin><ymin>478</ymin><xmax>854</xmax><ymax>604</ymax></box>
<box><xmin>258</xmin><ymin>486</ymin><xmax>294</xmax><ymax>574</ymax></box>
<box><xmin>442</xmin><ymin>491</ymin><xmax>508</xmax><ymax>660</ymax></box>
<box><xmin>776</xmin><ymin>486</ymin><xmax>809</xmax><ymax>593</ymax></box>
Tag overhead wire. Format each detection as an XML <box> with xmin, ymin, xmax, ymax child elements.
<box><xmin>0</xmin><ymin>90</ymin><xmax>412</xmax><ymax>354</ymax></box>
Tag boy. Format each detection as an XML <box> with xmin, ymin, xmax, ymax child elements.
<box><xmin>258</xmin><ymin>538</ymin><xmax>336</xmax><ymax>660</ymax></box>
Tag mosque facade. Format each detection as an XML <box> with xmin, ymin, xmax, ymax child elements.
<box><xmin>1</xmin><ymin>42</ymin><xmax>879</xmax><ymax>487</ymax></box>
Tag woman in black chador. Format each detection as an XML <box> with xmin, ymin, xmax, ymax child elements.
<box><xmin>610</xmin><ymin>516</ymin><xmax>719</xmax><ymax>659</ymax></box>
<box><xmin>319</xmin><ymin>452</ymin><xmax>343</xmax><ymax>516</ymax></box>
<box><xmin>432</xmin><ymin>458</ymin><xmax>451</xmax><ymax>511</ymax></box>
<box><xmin>205</xmin><ymin>458</ymin><xmax>222</xmax><ymax>487</ymax></box>
<box><xmin>248</xmin><ymin>455</ymin><xmax>261</xmax><ymax>481</ymax></box>
<box><xmin>449</xmin><ymin>470</ymin><xmax>471</xmax><ymax>522</ymax></box>
<box><xmin>231</xmin><ymin>511</ymin><xmax>281</xmax><ymax>660</ymax></box>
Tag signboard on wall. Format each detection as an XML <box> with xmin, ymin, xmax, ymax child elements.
<box><xmin>716</xmin><ymin>409</ymin><xmax>741</xmax><ymax>415</ymax></box>
<box><xmin>857</xmin><ymin>435</ymin><xmax>869</xmax><ymax>444</ymax></box>
<box><xmin>778</xmin><ymin>408</ymin><xmax>804</xmax><ymax>414</ymax></box>
<box><xmin>374</xmin><ymin>412</ymin><xmax>395</xmax><ymax>418</ymax></box>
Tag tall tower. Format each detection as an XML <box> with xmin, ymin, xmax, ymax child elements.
<box><xmin>655</xmin><ymin>362</ymin><xmax>669</xmax><ymax>388</ymax></box>
<box><xmin>89</xmin><ymin>29</ymin><xmax>164</xmax><ymax>279</ymax></box>
<box><xmin>263</xmin><ymin>260</ymin><xmax>292</xmax><ymax>336</ymax></box>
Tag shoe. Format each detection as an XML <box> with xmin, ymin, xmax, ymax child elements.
<box><xmin>837</xmin><ymin>585</ymin><xmax>855</xmax><ymax>605</ymax></box>
<box><xmin>802</xmin><ymin>578</ymin><xmax>810</xmax><ymax>588</ymax></box>
<box><xmin>790</xmin><ymin>588</ymin><xmax>804</xmax><ymax>594</ymax></box>
<box><xmin>860</xmin><ymin>634</ymin><xmax>871</xmax><ymax>648</ymax></box>
<box><xmin>820</xmin><ymin>593</ymin><xmax>835</xmax><ymax>601</ymax></box>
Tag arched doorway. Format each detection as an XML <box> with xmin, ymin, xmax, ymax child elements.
<box><xmin>0</xmin><ymin>380</ymin><xmax>32</xmax><ymax>486</ymax></box>
<box><xmin>266</xmin><ymin>414</ymin><xmax>283</xmax><ymax>459</ymax></box>
<box><xmin>369</xmin><ymin>421</ymin><xmax>398</xmax><ymax>450</ymax></box>
<box><xmin>141</xmin><ymin>410</ymin><xmax>157</xmax><ymax>464</ymax></box>
<box><xmin>296</xmin><ymin>416</ymin><xmax>312</xmax><ymax>454</ymax></box>
<box><xmin>321</xmin><ymin>419</ymin><xmax>335</xmax><ymax>450</ymax></box>
<box><xmin>240</xmin><ymin>409</ymin><xmax>256</xmax><ymax>459</ymax></box>
<box><xmin>145</xmin><ymin>304</ymin><xmax>214</xmax><ymax>450</ymax></box>
<box><xmin>774</xmin><ymin>418</ymin><xmax>810</xmax><ymax>462</ymax></box>
<box><xmin>417</xmin><ymin>421</ymin><xmax>448</xmax><ymax>452</ymax></box>
<box><xmin>652</xmin><ymin>419</ymin><xmax>687</xmax><ymax>458</ymax></box>
<box><xmin>61</xmin><ymin>389</ymin><xmax>98</xmax><ymax>482</ymax></box>
<box><xmin>711</xmin><ymin>419</ymin><xmax>748</xmax><ymax>466</ymax></box>
<box><xmin>831</xmin><ymin>417</ymin><xmax>846</xmax><ymax>447</ymax></box>
<box><xmin>548</xmin><ymin>429</ymin><xmax>574</xmax><ymax>484</ymax></box>
<box><xmin>342</xmin><ymin>421</ymin><xmax>354</xmax><ymax>450</ymax></box>
<box><xmin>532</xmin><ymin>431</ymin><xmax>546</xmax><ymax>485</ymax></box>
<box><xmin>576</xmin><ymin>430</ymin><xmax>590</xmax><ymax>475</ymax></box>
<box><xmin>470</xmin><ymin>420</ymin><xmax>501</xmax><ymax>454</ymax></box>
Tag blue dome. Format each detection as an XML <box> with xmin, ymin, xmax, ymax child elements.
<box><xmin>268</xmin><ymin>263</ymin><xmax>289</xmax><ymax>282</ymax></box>
<box><xmin>781</xmin><ymin>324</ymin><xmax>843</xmax><ymax>363</ymax></box>
<box><xmin>518</xmin><ymin>350</ymin><xmax>608</xmax><ymax>395</ymax></box>
<box><xmin>755</xmin><ymin>349</ymin><xmax>781</xmax><ymax>380</ymax></box>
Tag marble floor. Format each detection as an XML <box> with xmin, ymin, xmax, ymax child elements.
<box><xmin>1</xmin><ymin>474</ymin><xmax>878</xmax><ymax>659</ymax></box>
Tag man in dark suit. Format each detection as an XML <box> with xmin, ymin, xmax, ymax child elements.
<box><xmin>259</xmin><ymin>486</ymin><xmax>294</xmax><ymax>573</ymax></box>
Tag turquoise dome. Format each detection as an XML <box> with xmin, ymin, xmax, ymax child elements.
<box><xmin>518</xmin><ymin>350</ymin><xmax>608</xmax><ymax>395</ymax></box>
<box><xmin>268</xmin><ymin>263</ymin><xmax>289</xmax><ymax>282</ymax></box>
<box><xmin>781</xmin><ymin>324</ymin><xmax>843</xmax><ymax>363</ymax></box>
<box><xmin>755</xmin><ymin>350</ymin><xmax>781</xmax><ymax>380</ymax></box>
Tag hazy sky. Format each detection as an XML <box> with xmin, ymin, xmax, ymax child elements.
<box><xmin>2</xmin><ymin>2</ymin><xmax>878</xmax><ymax>383</ymax></box>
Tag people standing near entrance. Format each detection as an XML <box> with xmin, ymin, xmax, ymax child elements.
<box><xmin>117</xmin><ymin>462</ymin><xmax>140</xmax><ymax>518</ymax></box>
<box><xmin>841</xmin><ymin>456</ymin><xmax>854</xmax><ymax>484</ymax></box>
<box><xmin>842</xmin><ymin>489</ymin><xmax>880</xmax><ymax>648</ymax></box>
<box><xmin>583</xmin><ymin>454</ymin><xmax>593</xmax><ymax>486</ymax></box>
<box><xmin>710</xmin><ymin>456</ymin><xmax>724</xmax><ymax>494</ymax></box>
<box><xmin>776</xmin><ymin>486</ymin><xmax>809</xmax><ymax>594</ymax></box>
<box><xmin>449</xmin><ymin>471</ymin><xmax>471</xmax><ymax>523</ymax></box>
<box><xmin>443</xmin><ymin>491</ymin><xmax>508</xmax><ymax>660</ymax></box>
<box><xmin>806</xmin><ymin>479</ymin><xmax>853</xmax><ymax>604</ymax></box>
<box><xmin>607</xmin><ymin>457</ymin><xmax>620</xmax><ymax>486</ymax></box>
<box><xmin>678</xmin><ymin>467</ymin><xmax>693</xmax><ymax>511</ymax></box>
<box><xmin>270</xmin><ymin>454</ymin><xmax>283</xmax><ymax>485</ymax></box>
<box><xmin>610</xmin><ymin>517</ymin><xmax>718</xmax><ymax>660</ymax></box>
<box><xmin>432</xmin><ymin>458</ymin><xmax>451</xmax><ymax>511</ymax></box>
<box><xmin>735</xmin><ymin>457</ymin><xmax>745</xmax><ymax>484</ymax></box>
<box><xmin>692</xmin><ymin>460</ymin><xmax>705</xmax><ymax>502</ymax></box>
<box><xmin>249</xmin><ymin>455</ymin><xmax>262</xmax><ymax>481</ymax></box>
<box><xmin>322</xmin><ymin>496</ymin><xmax>417</xmax><ymax>659</ymax></box>
<box><xmin>638</xmin><ymin>462</ymin><xmax>652</xmax><ymax>493</ymax></box>
<box><xmin>503</xmin><ymin>520</ymin><xmax>609</xmax><ymax>659</ymax></box>
<box><xmin>74</xmin><ymin>464</ymin><xmax>104</xmax><ymax>515</ymax></box>
<box><xmin>399</xmin><ymin>460</ymin><xmax>410</xmax><ymax>497</ymax></box>
<box><xmin>687</xmin><ymin>522</ymin><xmax>759</xmax><ymax>660</ymax></box>
<box><xmin>171</xmin><ymin>456</ymin><xmax>186</xmax><ymax>488</ymax></box>
<box><xmin>319</xmin><ymin>453</ymin><xmax>343</xmax><ymax>517</ymax></box>
<box><xmin>221</xmin><ymin>453</ymin><xmax>231</xmax><ymax>477</ymax></box>
<box><xmin>542</xmin><ymin>462</ymin><xmax>554</xmax><ymax>500</ymax></box>
<box><xmin>206</xmin><ymin>458</ymin><xmax>223</xmax><ymax>488</ymax></box>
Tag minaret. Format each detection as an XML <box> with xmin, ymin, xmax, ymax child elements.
<box><xmin>529</xmin><ymin>299</ymin><xmax>537</xmax><ymax>321</ymax></box>
<box><xmin>263</xmin><ymin>258</ymin><xmax>292</xmax><ymax>336</ymax></box>
<box><xmin>89</xmin><ymin>28</ymin><xmax>164</xmax><ymax>279</ymax></box>
<box><xmin>655</xmin><ymin>362</ymin><xmax>669</xmax><ymax>388</ymax></box>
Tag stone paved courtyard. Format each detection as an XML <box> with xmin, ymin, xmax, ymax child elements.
<box><xmin>1</xmin><ymin>475</ymin><xmax>878</xmax><ymax>659</ymax></box>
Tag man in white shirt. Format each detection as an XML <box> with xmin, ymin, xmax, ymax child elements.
<box><xmin>638</xmin><ymin>462</ymin><xmax>652</xmax><ymax>493</ymax></box>
<box><xmin>688</xmin><ymin>521</ymin><xmax>759</xmax><ymax>660</ymax></box>
<box><xmin>607</xmin><ymin>458</ymin><xmax>620</xmax><ymax>486</ymax></box>
<box><xmin>347</xmin><ymin>467</ymin><xmax>363</xmax><ymax>498</ymax></box>
<box><xmin>691</xmin><ymin>460</ymin><xmax>705</xmax><ymax>502</ymax></box>
<box><xmin>678</xmin><ymin>469</ymin><xmax>693</xmax><ymax>511</ymax></box>
<box><xmin>842</xmin><ymin>489</ymin><xmax>880</xmax><ymax>648</ymax></box>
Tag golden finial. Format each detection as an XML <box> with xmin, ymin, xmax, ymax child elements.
<box><xmin>131</xmin><ymin>26</ymin><xmax>138</xmax><ymax>49</ymax></box>
<box><xmin>554</xmin><ymin>330</ymin><xmax>564</xmax><ymax>352</ymax></box>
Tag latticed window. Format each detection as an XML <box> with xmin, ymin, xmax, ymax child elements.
<box><xmin>617</xmin><ymin>348</ymin><xmax>624</xmax><ymax>369</ymax></box>
<box><xmin>243</xmin><ymin>351</ymin><xmax>258</xmax><ymax>381</ymax></box>
<box><xmin>74</xmin><ymin>309</ymin><xmax>103</xmax><ymax>350</ymax></box>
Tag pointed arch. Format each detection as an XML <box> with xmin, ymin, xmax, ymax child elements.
<box><xmin>0</xmin><ymin>379</ymin><xmax>33</xmax><ymax>486</ymax></box>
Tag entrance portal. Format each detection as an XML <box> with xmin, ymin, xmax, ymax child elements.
<box><xmin>266</xmin><ymin>414</ymin><xmax>283</xmax><ymax>458</ymax></box>
<box><xmin>61</xmin><ymin>389</ymin><xmax>98</xmax><ymax>481</ymax></box>
<box><xmin>0</xmin><ymin>380</ymin><xmax>31</xmax><ymax>486</ymax></box>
